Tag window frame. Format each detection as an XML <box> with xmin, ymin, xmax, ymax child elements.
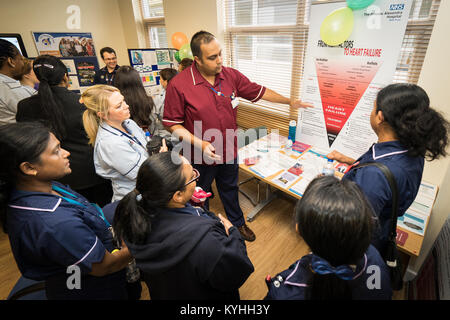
<box><xmin>221</xmin><ymin>0</ymin><xmax>441</xmax><ymax>133</ymax></box>
<box><xmin>138</xmin><ymin>0</ymin><xmax>168</xmax><ymax>48</ymax></box>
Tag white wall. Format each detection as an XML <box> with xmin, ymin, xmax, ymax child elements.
<box><xmin>405</xmin><ymin>0</ymin><xmax>450</xmax><ymax>279</ymax></box>
<box><xmin>0</xmin><ymin>0</ymin><xmax>129</xmax><ymax>67</ymax></box>
<box><xmin>163</xmin><ymin>0</ymin><xmax>223</xmax><ymax>48</ymax></box>
<box><xmin>118</xmin><ymin>0</ymin><xmax>147</xmax><ymax>49</ymax></box>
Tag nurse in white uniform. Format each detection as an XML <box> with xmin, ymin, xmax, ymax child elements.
<box><xmin>81</xmin><ymin>85</ymin><xmax>150</xmax><ymax>201</ymax></box>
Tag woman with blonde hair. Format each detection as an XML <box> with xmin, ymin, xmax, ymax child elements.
<box><xmin>82</xmin><ymin>84</ymin><xmax>150</xmax><ymax>202</ymax></box>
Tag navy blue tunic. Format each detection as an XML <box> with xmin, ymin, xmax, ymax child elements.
<box><xmin>7</xmin><ymin>182</ymin><xmax>127</xmax><ymax>299</ymax></box>
<box><xmin>265</xmin><ymin>245</ymin><xmax>392</xmax><ymax>300</ymax></box>
<box><xmin>343</xmin><ymin>141</ymin><xmax>423</xmax><ymax>254</ymax></box>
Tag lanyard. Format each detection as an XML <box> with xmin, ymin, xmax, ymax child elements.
<box><xmin>106</xmin><ymin>74</ymin><xmax>114</xmax><ymax>85</ymax></box>
<box><xmin>210</xmin><ymin>83</ymin><xmax>235</xmax><ymax>100</ymax></box>
<box><xmin>101</xmin><ymin>124</ymin><xmax>144</xmax><ymax>148</ymax></box>
<box><xmin>52</xmin><ymin>185</ymin><xmax>111</xmax><ymax>228</ymax></box>
<box><xmin>105</xmin><ymin>70</ymin><xmax>115</xmax><ymax>85</ymax></box>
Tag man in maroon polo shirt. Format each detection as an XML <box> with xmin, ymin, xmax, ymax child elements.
<box><xmin>163</xmin><ymin>31</ymin><xmax>311</xmax><ymax>241</ymax></box>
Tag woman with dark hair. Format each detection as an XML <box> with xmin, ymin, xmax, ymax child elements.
<box><xmin>16</xmin><ymin>55</ymin><xmax>113</xmax><ymax>206</ymax></box>
<box><xmin>114</xmin><ymin>65</ymin><xmax>154</xmax><ymax>131</ymax></box>
<box><xmin>328</xmin><ymin>83</ymin><xmax>449</xmax><ymax>256</ymax></box>
<box><xmin>265</xmin><ymin>176</ymin><xmax>392</xmax><ymax>300</ymax></box>
<box><xmin>0</xmin><ymin>122</ymin><xmax>131</xmax><ymax>300</ymax></box>
<box><xmin>113</xmin><ymin>152</ymin><xmax>254</xmax><ymax>299</ymax></box>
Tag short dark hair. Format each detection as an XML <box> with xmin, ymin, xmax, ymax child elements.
<box><xmin>190</xmin><ymin>31</ymin><xmax>216</xmax><ymax>60</ymax></box>
<box><xmin>100</xmin><ymin>47</ymin><xmax>116</xmax><ymax>59</ymax></box>
<box><xmin>159</xmin><ymin>68</ymin><xmax>178</xmax><ymax>82</ymax></box>
<box><xmin>0</xmin><ymin>39</ymin><xmax>20</xmax><ymax>69</ymax></box>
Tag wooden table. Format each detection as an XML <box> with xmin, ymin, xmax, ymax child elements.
<box><xmin>239</xmin><ymin>147</ymin><xmax>433</xmax><ymax>258</ymax></box>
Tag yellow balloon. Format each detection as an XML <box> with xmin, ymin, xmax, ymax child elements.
<box><xmin>320</xmin><ymin>7</ymin><xmax>354</xmax><ymax>46</ymax></box>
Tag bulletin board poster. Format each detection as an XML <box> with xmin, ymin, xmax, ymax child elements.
<box><xmin>297</xmin><ymin>0</ymin><xmax>412</xmax><ymax>159</ymax></box>
<box><xmin>31</xmin><ymin>32</ymin><xmax>100</xmax><ymax>93</ymax></box>
<box><xmin>128</xmin><ymin>48</ymin><xmax>178</xmax><ymax>97</ymax></box>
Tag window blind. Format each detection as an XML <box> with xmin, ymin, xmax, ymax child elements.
<box><xmin>138</xmin><ymin>0</ymin><xmax>168</xmax><ymax>48</ymax></box>
<box><xmin>221</xmin><ymin>0</ymin><xmax>441</xmax><ymax>135</ymax></box>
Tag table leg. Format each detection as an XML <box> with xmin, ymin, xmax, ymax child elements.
<box><xmin>246</xmin><ymin>185</ymin><xmax>277</xmax><ymax>222</ymax></box>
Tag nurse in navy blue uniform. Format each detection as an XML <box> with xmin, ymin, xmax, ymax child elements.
<box><xmin>265</xmin><ymin>176</ymin><xmax>392</xmax><ymax>300</ymax></box>
<box><xmin>0</xmin><ymin>122</ymin><xmax>132</xmax><ymax>300</ymax></box>
<box><xmin>328</xmin><ymin>84</ymin><xmax>449</xmax><ymax>256</ymax></box>
<box><xmin>112</xmin><ymin>152</ymin><xmax>254</xmax><ymax>300</ymax></box>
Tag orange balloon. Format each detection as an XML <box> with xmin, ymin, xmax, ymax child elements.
<box><xmin>171</xmin><ymin>32</ymin><xmax>188</xmax><ymax>50</ymax></box>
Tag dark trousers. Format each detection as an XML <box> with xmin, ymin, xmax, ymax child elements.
<box><xmin>193</xmin><ymin>162</ymin><xmax>245</xmax><ymax>227</ymax></box>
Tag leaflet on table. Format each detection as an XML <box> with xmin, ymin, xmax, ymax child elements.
<box><xmin>249</xmin><ymin>160</ymin><xmax>284</xmax><ymax>178</ymax></box>
<box><xmin>271</xmin><ymin>171</ymin><xmax>300</xmax><ymax>189</ymax></box>
<box><xmin>249</xmin><ymin>151</ymin><xmax>298</xmax><ymax>178</ymax></box>
<box><xmin>289</xmin><ymin>177</ymin><xmax>311</xmax><ymax>197</ymax></box>
<box><xmin>258</xmin><ymin>132</ymin><xmax>288</xmax><ymax>148</ymax></box>
<box><xmin>299</xmin><ymin>149</ymin><xmax>329</xmax><ymax>173</ymax></box>
<box><xmin>397</xmin><ymin>181</ymin><xmax>437</xmax><ymax>236</ymax></box>
<box><xmin>397</xmin><ymin>209</ymin><xmax>428</xmax><ymax>236</ymax></box>
<box><xmin>285</xmin><ymin>149</ymin><xmax>330</xmax><ymax>196</ymax></box>
<box><xmin>415</xmin><ymin>182</ymin><xmax>438</xmax><ymax>209</ymax></box>
<box><xmin>238</xmin><ymin>139</ymin><xmax>277</xmax><ymax>162</ymax></box>
<box><xmin>292</xmin><ymin>141</ymin><xmax>311</xmax><ymax>154</ymax></box>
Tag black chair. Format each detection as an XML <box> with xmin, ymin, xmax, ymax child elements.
<box><xmin>7</xmin><ymin>276</ymin><xmax>46</xmax><ymax>300</ymax></box>
<box><xmin>238</xmin><ymin>126</ymin><xmax>268</xmax><ymax>206</ymax></box>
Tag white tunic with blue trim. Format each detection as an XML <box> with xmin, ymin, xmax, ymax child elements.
<box><xmin>94</xmin><ymin>119</ymin><xmax>148</xmax><ymax>201</ymax></box>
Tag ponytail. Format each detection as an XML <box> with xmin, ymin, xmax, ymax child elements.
<box><xmin>37</xmin><ymin>79</ymin><xmax>67</xmax><ymax>140</ymax></box>
<box><xmin>112</xmin><ymin>152</ymin><xmax>186</xmax><ymax>245</ymax></box>
<box><xmin>113</xmin><ymin>190</ymin><xmax>154</xmax><ymax>245</ymax></box>
<box><xmin>376</xmin><ymin>83</ymin><xmax>449</xmax><ymax>160</ymax></box>
<box><xmin>82</xmin><ymin>109</ymin><xmax>100</xmax><ymax>146</ymax></box>
<box><xmin>33</xmin><ymin>55</ymin><xmax>68</xmax><ymax>140</ymax></box>
<box><xmin>412</xmin><ymin>108</ymin><xmax>448</xmax><ymax>160</ymax></box>
<box><xmin>80</xmin><ymin>84</ymin><xmax>120</xmax><ymax>146</ymax></box>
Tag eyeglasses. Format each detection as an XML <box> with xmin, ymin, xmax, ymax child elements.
<box><xmin>184</xmin><ymin>168</ymin><xmax>200</xmax><ymax>187</ymax></box>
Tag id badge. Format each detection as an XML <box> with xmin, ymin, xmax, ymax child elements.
<box><xmin>231</xmin><ymin>98</ymin><xmax>239</xmax><ymax>109</ymax></box>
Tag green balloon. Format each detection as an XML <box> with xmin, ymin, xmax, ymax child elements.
<box><xmin>179</xmin><ymin>43</ymin><xmax>193</xmax><ymax>60</ymax></box>
<box><xmin>320</xmin><ymin>7</ymin><xmax>354</xmax><ymax>46</ymax></box>
<box><xmin>175</xmin><ymin>51</ymin><xmax>181</xmax><ymax>63</ymax></box>
<box><xmin>346</xmin><ymin>0</ymin><xmax>375</xmax><ymax>10</ymax></box>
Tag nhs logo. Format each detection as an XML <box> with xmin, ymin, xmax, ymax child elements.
<box><xmin>389</xmin><ymin>4</ymin><xmax>405</xmax><ymax>10</ymax></box>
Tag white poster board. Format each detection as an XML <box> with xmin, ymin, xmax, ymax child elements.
<box><xmin>297</xmin><ymin>0</ymin><xmax>412</xmax><ymax>159</ymax></box>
